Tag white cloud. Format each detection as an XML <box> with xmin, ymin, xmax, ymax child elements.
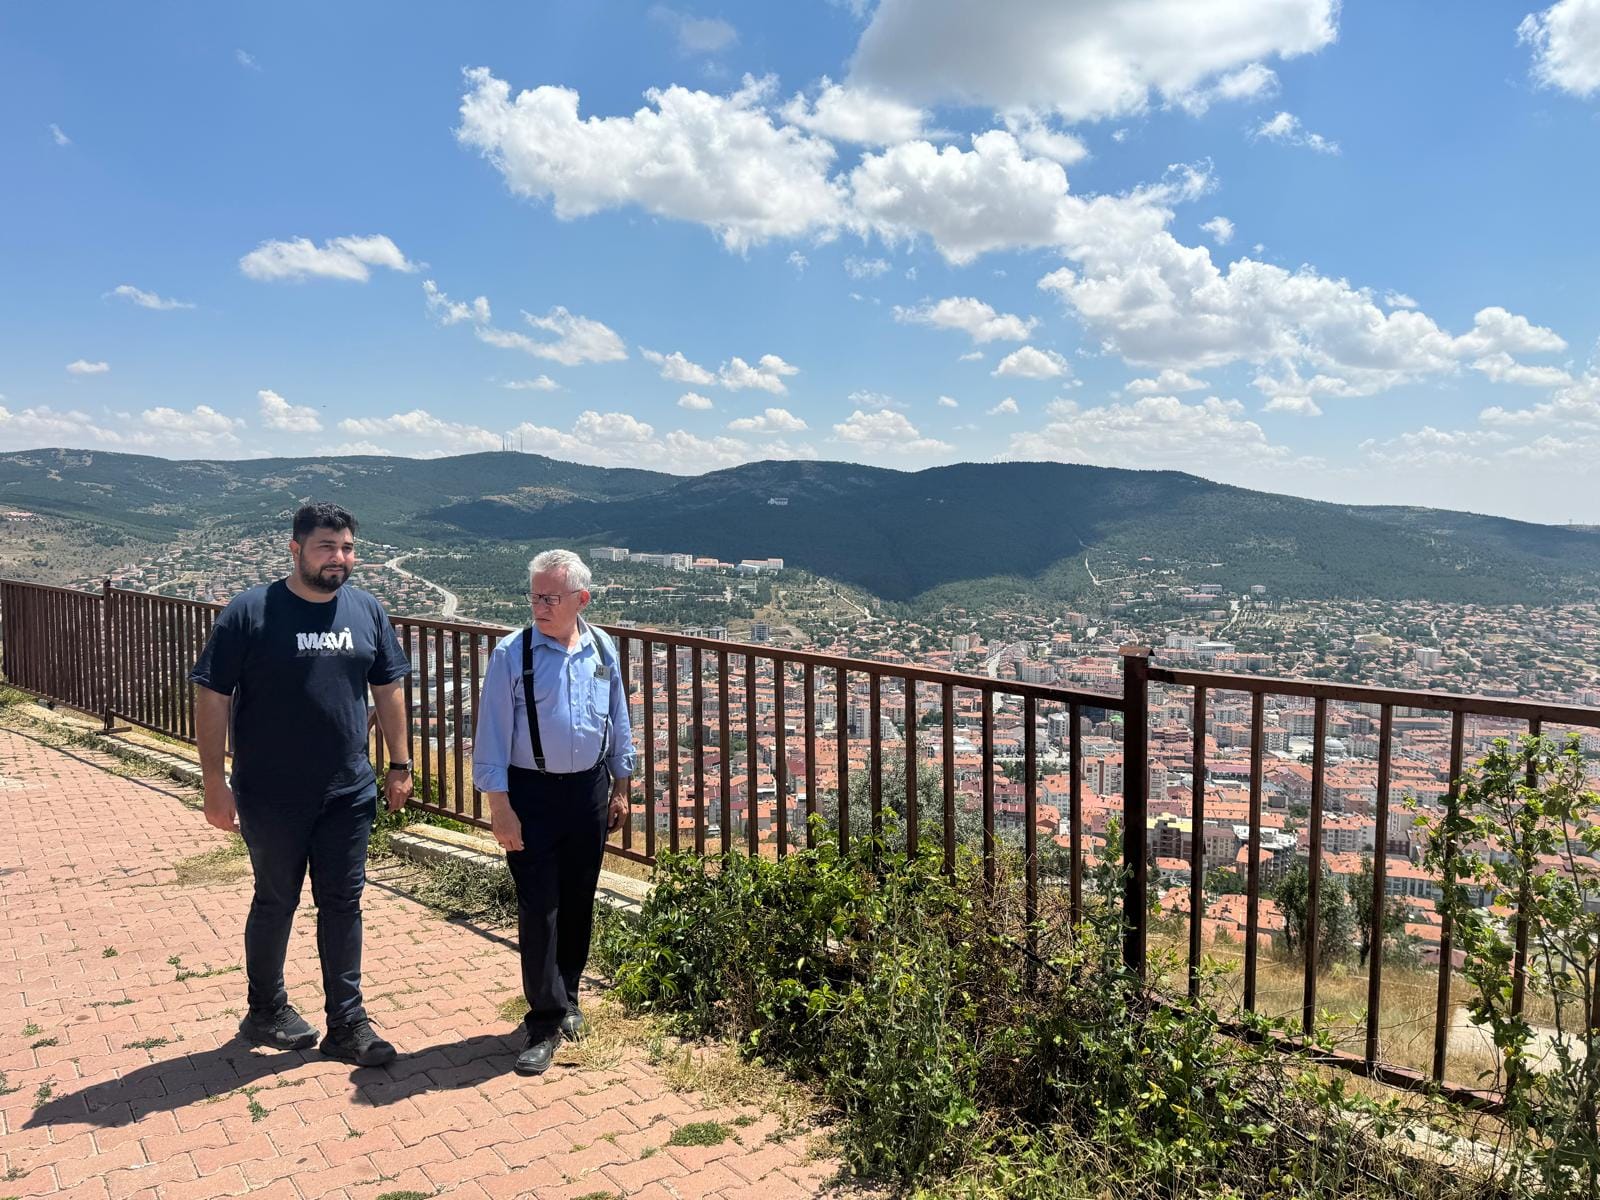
<box><xmin>520</xmin><ymin>307</ymin><xmax>628</xmax><ymax>366</ymax></box>
<box><xmin>958</xmin><ymin>350</ymin><xmax>985</xmax><ymax>362</ymax></box>
<box><xmin>728</xmin><ymin>407</ymin><xmax>808</xmax><ymax>432</ymax></box>
<box><xmin>66</xmin><ymin>360</ymin><xmax>109</xmax><ymax>375</ymax></box>
<box><xmin>328</xmin><ymin>441</ymin><xmax>391</xmax><ymax>457</ymax></box>
<box><xmin>236</xmin><ymin>49</ymin><xmax>260</xmax><ymax>71</ymax></box>
<box><xmin>240</xmin><ymin>234</ymin><xmax>415</xmax><ymax>282</ymax></box>
<box><xmin>1481</xmin><ymin>371</ymin><xmax>1600</xmax><ymax>426</ymax></box>
<box><xmin>893</xmin><ymin>296</ymin><xmax>1037</xmax><ymax>343</ymax></box>
<box><xmin>258</xmin><ymin>389</ymin><xmax>323</xmax><ymax>433</ymax></box>
<box><xmin>718</xmin><ymin>353</ymin><xmax>799</xmax><ymax>393</ymax></box>
<box><xmin>1181</xmin><ymin>62</ymin><xmax>1281</xmax><ymax>113</ymax></box>
<box><xmin>643</xmin><ymin>348</ymin><xmax>717</xmax><ymax>385</ymax></box>
<box><xmin>856</xmin><ymin>390</ymin><xmax>917</xmax><ymax>414</ymax></box>
<box><xmin>49</xmin><ymin>123</ymin><xmax>70</xmax><ymax>146</ymax></box>
<box><xmin>1200</xmin><ymin>216</ymin><xmax>1234</xmax><ymax>245</ymax></box>
<box><xmin>0</xmin><ymin>403</ymin><xmax>245</xmax><ymax>455</ymax></box>
<box><xmin>1471</xmin><ymin>352</ymin><xmax>1573</xmax><ymax>388</ymax></box>
<box><xmin>1360</xmin><ymin>426</ymin><xmax>1507</xmax><ymax>470</ymax></box>
<box><xmin>1519</xmin><ymin>0</ymin><xmax>1600</xmax><ymax>99</ymax></box>
<box><xmin>678</xmin><ymin>391</ymin><xmax>714</xmax><ymax>410</ymax></box>
<box><xmin>850</xmin><ymin>131</ymin><xmax>1076</xmax><ymax>265</ymax></box>
<box><xmin>1125</xmin><ymin>369</ymin><xmax>1207</xmax><ymax>395</ymax></box>
<box><xmin>503</xmin><ymin>376</ymin><xmax>560</xmax><ymax>391</ymax></box>
<box><xmin>509</xmin><ymin>409</ymin><xmax>815</xmax><ymax>472</ymax></box>
<box><xmin>787</xmin><ymin>250</ymin><xmax>809</xmax><ymax>272</ymax></box>
<box><xmin>1000</xmin><ymin>111</ymin><xmax>1090</xmax><ymax>164</ymax></box>
<box><xmin>780</xmin><ymin>77</ymin><xmax>926</xmax><ymax>145</ymax></box>
<box><xmin>108</xmin><ymin>284</ymin><xmax>194</xmax><ymax>311</ymax></box>
<box><xmin>456</xmin><ymin>69</ymin><xmax>846</xmax><ymax>252</ymax></box>
<box><xmin>844</xmin><ymin>255</ymin><xmax>892</xmax><ymax>279</ymax></box>
<box><xmin>1252</xmin><ymin>110</ymin><xmax>1340</xmax><ymax>154</ymax></box>
<box><xmin>988</xmin><ymin>397</ymin><xmax>1020</xmax><ymax>415</ymax></box>
<box><xmin>650</xmin><ymin>6</ymin><xmax>738</xmax><ymax>54</ymax></box>
<box><xmin>993</xmin><ymin>345</ymin><xmax>1071</xmax><ymax>379</ymax></box>
<box><xmin>1262</xmin><ymin>395</ymin><xmax>1323</xmax><ymax>416</ymax></box>
<box><xmin>338</xmin><ymin>409</ymin><xmax>502</xmax><ymax>455</ymax></box>
<box><xmin>938</xmin><ymin>395</ymin><xmax>959</xmax><ymax>408</ymax></box>
<box><xmin>832</xmin><ymin>408</ymin><xmax>952</xmax><ymax>454</ymax></box>
<box><xmin>1036</xmin><ymin>225</ymin><xmax>1564</xmax><ymax>409</ymax></box>
<box><xmin>1451</xmin><ymin>305</ymin><xmax>1567</xmax><ymax>357</ymax></box>
<box><xmin>1384</xmin><ymin>291</ymin><xmax>1418</xmax><ymax>309</ymax></box>
<box><xmin>423</xmin><ymin>279</ymin><xmax>491</xmax><ymax>325</ymax></box>
<box><xmin>849</xmin><ymin>0</ymin><xmax>1336</xmax><ymax>122</ymax></box>
<box><xmin>1010</xmin><ymin>396</ymin><xmax>1302</xmax><ymax>472</ymax></box>
<box><xmin>138</xmin><ymin>405</ymin><xmax>244</xmax><ymax>447</ymax></box>
<box><xmin>851</xmin><ymin>133</ymin><xmax>1204</xmax><ymax>267</ymax></box>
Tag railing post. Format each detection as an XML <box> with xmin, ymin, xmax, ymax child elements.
<box><xmin>1120</xmin><ymin>645</ymin><xmax>1152</xmax><ymax>979</ymax></box>
<box><xmin>100</xmin><ymin>578</ymin><xmax>115</xmax><ymax>733</ymax></box>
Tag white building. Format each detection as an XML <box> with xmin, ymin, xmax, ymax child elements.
<box><xmin>591</xmin><ymin>547</ymin><xmax>630</xmax><ymax>562</ymax></box>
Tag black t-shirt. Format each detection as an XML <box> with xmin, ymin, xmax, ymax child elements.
<box><xmin>190</xmin><ymin>580</ymin><xmax>410</xmax><ymax>802</ymax></box>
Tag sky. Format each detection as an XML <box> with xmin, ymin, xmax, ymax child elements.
<box><xmin>3</xmin><ymin>1</ymin><xmax>1600</xmax><ymax>524</ymax></box>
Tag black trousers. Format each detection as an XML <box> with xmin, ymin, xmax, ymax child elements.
<box><xmin>505</xmin><ymin>763</ymin><xmax>609</xmax><ymax>1037</ymax></box>
<box><xmin>235</xmin><ymin>787</ymin><xmax>375</xmax><ymax>1026</ymax></box>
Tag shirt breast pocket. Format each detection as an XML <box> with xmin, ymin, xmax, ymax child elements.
<box><xmin>589</xmin><ymin>676</ymin><xmax>610</xmax><ymax>719</ymax></box>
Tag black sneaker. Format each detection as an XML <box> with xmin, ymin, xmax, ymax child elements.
<box><xmin>238</xmin><ymin>1005</ymin><xmax>318</xmax><ymax>1051</ymax></box>
<box><xmin>560</xmin><ymin>1007</ymin><xmax>586</xmax><ymax>1041</ymax></box>
<box><xmin>319</xmin><ymin>1017</ymin><xmax>395</xmax><ymax>1067</ymax></box>
<box><xmin>515</xmin><ymin>1029</ymin><xmax>561</xmax><ymax>1077</ymax></box>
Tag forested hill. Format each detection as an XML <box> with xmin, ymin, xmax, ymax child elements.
<box><xmin>3</xmin><ymin>448</ymin><xmax>1597</xmax><ymax>606</ymax></box>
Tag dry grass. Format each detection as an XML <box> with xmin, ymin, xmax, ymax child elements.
<box><xmin>1144</xmin><ymin>932</ymin><xmax>1550</xmax><ymax>1089</ymax></box>
<box><xmin>172</xmin><ymin>835</ymin><xmax>251</xmax><ymax>886</ymax></box>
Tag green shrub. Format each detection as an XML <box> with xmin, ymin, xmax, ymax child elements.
<box><xmin>605</xmin><ymin>818</ymin><xmax>1497</xmax><ymax>1196</ymax></box>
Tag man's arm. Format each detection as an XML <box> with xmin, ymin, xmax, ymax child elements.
<box><xmin>194</xmin><ymin>685</ymin><xmax>236</xmax><ymax>832</ymax></box>
<box><xmin>472</xmin><ymin>642</ymin><xmax>523</xmax><ymax>851</ymax></box>
<box><xmin>370</xmin><ymin>680</ymin><xmax>413</xmax><ymax>813</ymax></box>
<box><xmin>605</xmin><ymin>652</ymin><xmax>635</xmax><ymax>833</ymax></box>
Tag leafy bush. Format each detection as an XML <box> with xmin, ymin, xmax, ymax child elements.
<box><xmin>603</xmin><ymin>818</ymin><xmax>1494</xmax><ymax>1195</ymax></box>
<box><xmin>1426</xmin><ymin>733</ymin><xmax>1600</xmax><ymax>1200</ymax></box>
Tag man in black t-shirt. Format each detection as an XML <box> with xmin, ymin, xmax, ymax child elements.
<box><xmin>191</xmin><ymin>502</ymin><xmax>413</xmax><ymax>1066</ymax></box>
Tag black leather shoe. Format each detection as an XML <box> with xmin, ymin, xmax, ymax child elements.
<box><xmin>516</xmin><ymin>1030</ymin><xmax>561</xmax><ymax>1076</ymax></box>
<box><xmin>319</xmin><ymin>1017</ymin><xmax>396</xmax><ymax>1067</ymax></box>
<box><xmin>560</xmin><ymin>1007</ymin><xmax>587</xmax><ymax>1041</ymax></box>
<box><xmin>239</xmin><ymin>1005</ymin><xmax>318</xmax><ymax>1051</ymax></box>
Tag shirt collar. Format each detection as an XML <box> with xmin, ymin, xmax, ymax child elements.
<box><xmin>528</xmin><ymin>618</ymin><xmax>596</xmax><ymax>655</ymax></box>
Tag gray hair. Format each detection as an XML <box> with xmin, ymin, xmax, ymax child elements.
<box><xmin>528</xmin><ymin>548</ymin><xmax>592</xmax><ymax>592</ymax></box>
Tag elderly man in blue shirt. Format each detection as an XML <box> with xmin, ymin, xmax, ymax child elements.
<box><xmin>472</xmin><ymin>548</ymin><xmax>634</xmax><ymax>1076</ymax></box>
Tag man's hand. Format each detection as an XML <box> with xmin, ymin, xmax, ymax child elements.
<box><xmin>488</xmin><ymin>793</ymin><xmax>523</xmax><ymax>852</ymax></box>
<box><xmin>384</xmin><ymin>768</ymin><xmax>413</xmax><ymax>813</ymax></box>
<box><xmin>607</xmin><ymin>778</ymin><xmax>629</xmax><ymax>835</ymax></box>
<box><xmin>203</xmin><ymin>778</ymin><xmax>237</xmax><ymax>833</ymax></box>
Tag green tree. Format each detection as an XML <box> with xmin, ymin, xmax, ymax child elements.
<box><xmin>1348</xmin><ymin>854</ymin><xmax>1413</xmax><ymax>968</ymax></box>
<box><xmin>1274</xmin><ymin>860</ymin><xmax>1355</xmax><ymax>970</ymax></box>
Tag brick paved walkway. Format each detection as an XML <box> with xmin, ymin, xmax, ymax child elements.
<box><xmin>0</xmin><ymin>728</ymin><xmax>845</xmax><ymax>1199</ymax></box>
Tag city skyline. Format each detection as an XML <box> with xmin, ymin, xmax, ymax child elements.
<box><xmin>4</xmin><ymin>2</ymin><xmax>1600</xmax><ymax>523</ymax></box>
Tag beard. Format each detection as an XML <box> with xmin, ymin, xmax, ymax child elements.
<box><xmin>298</xmin><ymin>560</ymin><xmax>349</xmax><ymax>594</ymax></box>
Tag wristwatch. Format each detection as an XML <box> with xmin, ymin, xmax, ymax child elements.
<box><xmin>386</xmin><ymin>761</ymin><xmax>413</xmax><ymax>774</ymax></box>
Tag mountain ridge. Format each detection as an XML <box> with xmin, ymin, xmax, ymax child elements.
<box><xmin>3</xmin><ymin>447</ymin><xmax>1595</xmax><ymax>606</ymax></box>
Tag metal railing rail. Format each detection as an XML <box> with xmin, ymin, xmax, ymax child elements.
<box><xmin>4</xmin><ymin>577</ymin><xmax>1596</xmax><ymax>1109</ymax></box>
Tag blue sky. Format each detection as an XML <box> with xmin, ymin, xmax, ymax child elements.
<box><xmin>4</xmin><ymin>1</ymin><xmax>1599</xmax><ymax>523</ymax></box>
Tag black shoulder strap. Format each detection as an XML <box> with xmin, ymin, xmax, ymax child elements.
<box><xmin>520</xmin><ymin>627</ymin><xmax>547</xmax><ymax>771</ymax></box>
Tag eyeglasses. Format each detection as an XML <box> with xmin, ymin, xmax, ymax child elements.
<box><xmin>530</xmin><ymin>589</ymin><xmax>581</xmax><ymax>608</ymax></box>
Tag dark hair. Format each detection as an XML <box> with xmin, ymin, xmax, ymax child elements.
<box><xmin>292</xmin><ymin>502</ymin><xmax>358</xmax><ymax>542</ymax></box>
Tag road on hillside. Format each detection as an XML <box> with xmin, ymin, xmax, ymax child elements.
<box><xmin>385</xmin><ymin>553</ymin><xmax>460</xmax><ymax>619</ymax></box>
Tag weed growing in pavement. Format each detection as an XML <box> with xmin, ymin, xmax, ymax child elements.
<box><xmin>668</xmin><ymin>1121</ymin><xmax>731</xmax><ymax>1147</ymax></box>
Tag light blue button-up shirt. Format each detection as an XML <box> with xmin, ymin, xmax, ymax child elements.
<box><xmin>472</xmin><ymin>621</ymin><xmax>635</xmax><ymax>791</ymax></box>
